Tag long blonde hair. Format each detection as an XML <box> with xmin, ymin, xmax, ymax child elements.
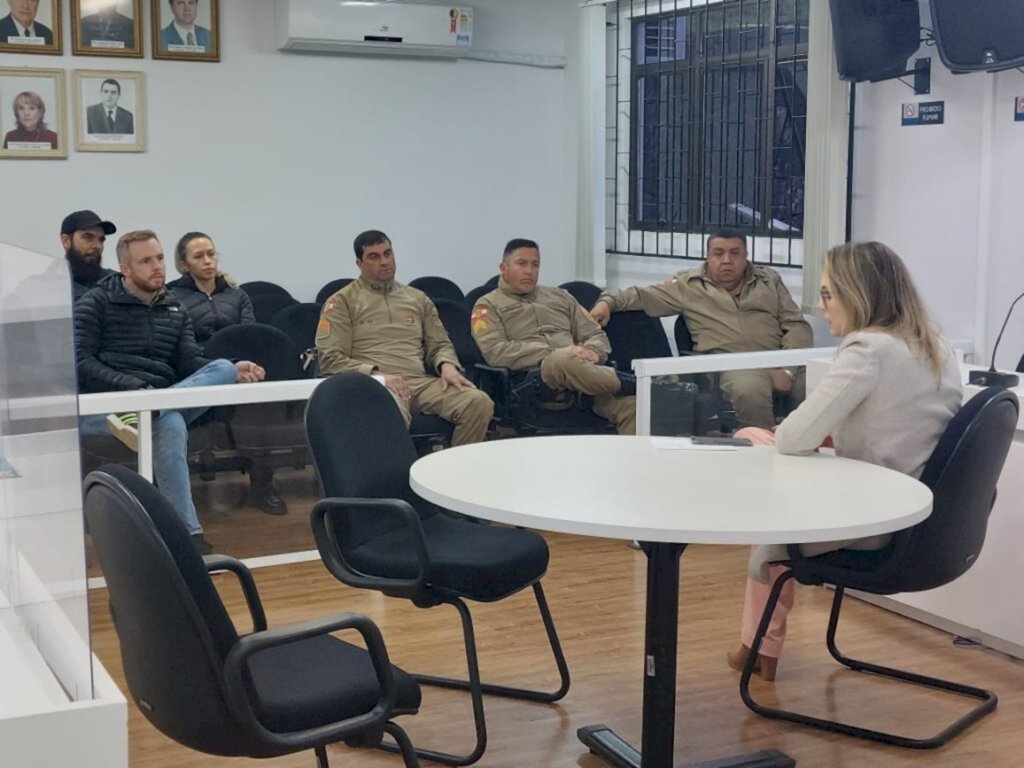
<box><xmin>825</xmin><ymin>241</ymin><xmax>944</xmax><ymax>380</ymax></box>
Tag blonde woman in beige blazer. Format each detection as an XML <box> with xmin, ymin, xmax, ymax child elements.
<box><xmin>728</xmin><ymin>242</ymin><xmax>962</xmax><ymax>681</ymax></box>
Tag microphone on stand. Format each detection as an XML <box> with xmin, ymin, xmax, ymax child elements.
<box><xmin>968</xmin><ymin>289</ymin><xmax>1024</xmax><ymax>388</ymax></box>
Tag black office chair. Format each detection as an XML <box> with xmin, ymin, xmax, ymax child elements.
<box><xmin>482</xmin><ymin>274</ymin><xmax>499</xmax><ymax>290</ymax></box>
<box><xmin>251</xmin><ymin>293</ymin><xmax>299</xmax><ymax>324</ymax></box>
<box><xmin>434</xmin><ymin>298</ymin><xmax>483</xmax><ymax>385</ymax></box>
<box><xmin>409</xmin><ymin>276</ymin><xmax>465</xmax><ymax>303</ymax></box>
<box><xmin>672</xmin><ymin>315</ymin><xmax>739</xmax><ymax>435</ymax></box>
<box><xmin>558</xmin><ymin>280</ymin><xmax>603</xmax><ymax>309</ymax></box>
<box><xmin>461</xmin><ymin>284</ymin><xmax>491</xmax><ymax>312</ymax></box>
<box><xmin>83</xmin><ymin>465</ymin><xmax>421</xmax><ymax>768</ymax></box>
<box><xmin>305</xmin><ymin>372</ymin><xmax>570</xmax><ymax>766</ymax></box>
<box><xmin>240</xmin><ymin>281</ymin><xmax>293</xmax><ymax>300</ymax></box>
<box><xmin>316</xmin><ymin>278</ymin><xmax>354</xmax><ymax>307</ymax></box>
<box><xmin>205</xmin><ymin>324</ymin><xmax>311</xmax><ymax>506</ymax></box>
<box><xmin>740</xmin><ymin>386</ymin><xmax>1018</xmax><ymax>749</ymax></box>
<box><xmin>604</xmin><ymin>310</ymin><xmax>671</xmax><ymax>374</ymax></box>
<box><xmin>475</xmin><ymin>362</ymin><xmax>618</xmax><ymax>436</ymax></box>
<box><xmin>271</xmin><ymin>302</ymin><xmax>323</xmax><ymax>374</ymax></box>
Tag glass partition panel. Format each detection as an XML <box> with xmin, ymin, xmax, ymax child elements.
<box><xmin>0</xmin><ymin>241</ymin><xmax>92</xmax><ymax>702</ymax></box>
<box><xmin>648</xmin><ymin>364</ymin><xmax>807</xmax><ymax>437</ymax></box>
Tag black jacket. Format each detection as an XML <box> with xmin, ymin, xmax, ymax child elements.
<box><xmin>75</xmin><ymin>273</ymin><xmax>211</xmax><ymax>392</ymax></box>
<box><xmin>166</xmin><ymin>275</ymin><xmax>255</xmax><ymax>346</ymax></box>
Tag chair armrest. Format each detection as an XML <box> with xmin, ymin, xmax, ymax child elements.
<box><xmin>475</xmin><ymin>363</ymin><xmax>513</xmax><ymax>421</ymax></box>
<box><xmin>203</xmin><ymin>554</ymin><xmax>268</xmax><ymax>633</ymax></box>
<box><xmin>222</xmin><ymin>612</ymin><xmax>396</xmax><ymax>753</ymax></box>
<box><xmin>310</xmin><ymin>497</ymin><xmax>430</xmax><ymax>599</ymax></box>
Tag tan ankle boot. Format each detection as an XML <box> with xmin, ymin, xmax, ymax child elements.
<box><xmin>727</xmin><ymin>644</ymin><xmax>778</xmax><ymax>682</ymax></box>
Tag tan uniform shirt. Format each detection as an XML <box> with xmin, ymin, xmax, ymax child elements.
<box><xmin>472</xmin><ymin>278</ymin><xmax>611</xmax><ymax>369</ymax></box>
<box><xmin>316</xmin><ymin>276</ymin><xmax>460</xmax><ymax>377</ymax></box>
<box><xmin>597</xmin><ymin>264</ymin><xmax>812</xmax><ymax>354</ymax></box>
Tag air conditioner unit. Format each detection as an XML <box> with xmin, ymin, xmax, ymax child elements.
<box><xmin>276</xmin><ymin>0</ymin><xmax>474</xmax><ymax>58</ymax></box>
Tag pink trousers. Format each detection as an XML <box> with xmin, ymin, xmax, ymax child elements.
<box><xmin>735</xmin><ymin>427</ymin><xmax>796</xmax><ymax>659</ymax></box>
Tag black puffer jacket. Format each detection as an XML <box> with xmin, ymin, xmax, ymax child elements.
<box><xmin>166</xmin><ymin>275</ymin><xmax>255</xmax><ymax>346</ymax></box>
<box><xmin>75</xmin><ymin>273</ymin><xmax>211</xmax><ymax>392</ymax></box>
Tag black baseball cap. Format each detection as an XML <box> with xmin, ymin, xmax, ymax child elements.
<box><xmin>61</xmin><ymin>210</ymin><xmax>116</xmax><ymax>237</ymax></box>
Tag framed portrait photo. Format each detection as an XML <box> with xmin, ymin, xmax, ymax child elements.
<box><xmin>0</xmin><ymin>0</ymin><xmax>63</xmax><ymax>55</ymax></box>
<box><xmin>151</xmin><ymin>0</ymin><xmax>219</xmax><ymax>62</ymax></box>
<box><xmin>73</xmin><ymin>69</ymin><xmax>145</xmax><ymax>152</ymax></box>
<box><xmin>0</xmin><ymin>67</ymin><xmax>67</xmax><ymax>159</ymax></box>
<box><xmin>71</xmin><ymin>0</ymin><xmax>143</xmax><ymax>57</ymax></box>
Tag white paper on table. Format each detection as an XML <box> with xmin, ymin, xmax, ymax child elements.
<box><xmin>650</xmin><ymin>436</ymin><xmax>737</xmax><ymax>451</ymax></box>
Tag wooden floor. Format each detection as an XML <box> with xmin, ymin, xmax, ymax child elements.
<box><xmin>87</xmin><ymin>468</ymin><xmax>1024</xmax><ymax>767</ymax></box>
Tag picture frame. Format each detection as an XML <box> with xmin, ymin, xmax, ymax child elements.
<box><xmin>0</xmin><ymin>67</ymin><xmax>67</xmax><ymax>159</ymax></box>
<box><xmin>0</xmin><ymin>0</ymin><xmax>62</xmax><ymax>55</ymax></box>
<box><xmin>71</xmin><ymin>0</ymin><xmax>143</xmax><ymax>57</ymax></box>
<box><xmin>72</xmin><ymin>69</ymin><xmax>145</xmax><ymax>152</ymax></box>
<box><xmin>151</xmin><ymin>0</ymin><xmax>219</xmax><ymax>62</ymax></box>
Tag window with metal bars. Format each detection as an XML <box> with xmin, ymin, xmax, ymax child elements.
<box><xmin>609</xmin><ymin>0</ymin><xmax>809</xmax><ymax>267</ymax></box>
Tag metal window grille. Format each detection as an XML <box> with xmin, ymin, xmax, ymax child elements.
<box><xmin>608</xmin><ymin>0</ymin><xmax>809</xmax><ymax>267</ymax></box>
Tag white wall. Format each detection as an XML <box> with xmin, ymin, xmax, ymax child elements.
<box><xmin>851</xmin><ymin>2</ymin><xmax>1024</xmax><ymax>369</ymax></box>
<box><xmin>0</xmin><ymin>0</ymin><xmax>582</xmax><ymax>301</ymax></box>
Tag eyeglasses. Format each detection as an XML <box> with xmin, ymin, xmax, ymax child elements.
<box><xmin>819</xmin><ymin>287</ymin><xmax>833</xmax><ymax>306</ymax></box>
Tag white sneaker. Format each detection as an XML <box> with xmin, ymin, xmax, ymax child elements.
<box><xmin>106</xmin><ymin>412</ymin><xmax>139</xmax><ymax>452</ymax></box>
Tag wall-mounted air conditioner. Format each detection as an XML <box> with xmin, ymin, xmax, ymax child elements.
<box><xmin>276</xmin><ymin>0</ymin><xmax>474</xmax><ymax>58</ymax></box>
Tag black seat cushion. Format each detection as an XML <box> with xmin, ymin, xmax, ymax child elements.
<box><xmin>246</xmin><ymin>634</ymin><xmax>421</xmax><ymax>733</ymax></box>
<box><xmin>346</xmin><ymin>514</ymin><xmax>549</xmax><ymax>602</ymax></box>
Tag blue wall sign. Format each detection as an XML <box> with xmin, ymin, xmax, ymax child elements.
<box><xmin>902</xmin><ymin>101</ymin><xmax>945</xmax><ymax>126</ymax></box>
<box><xmin>1016</xmin><ymin>97</ymin><xmax>1024</xmax><ymax>122</ymax></box>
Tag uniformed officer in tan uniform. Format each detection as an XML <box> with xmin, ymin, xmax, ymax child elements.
<box><xmin>471</xmin><ymin>238</ymin><xmax>636</xmax><ymax>435</ymax></box>
<box><xmin>590</xmin><ymin>228</ymin><xmax>813</xmax><ymax>429</ymax></box>
<box><xmin>316</xmin><ymin>230</ymin><xmax>493</xmax><ymax>446</ymax></box>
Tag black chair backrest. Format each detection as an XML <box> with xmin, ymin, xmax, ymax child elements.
<box><xmin>239</xmin><ymin>281</ymin><xmax>292</xmax><ymax>300</ymax></box>
<box><xmin>316</xmin><ymin>278</ymin><xmax>353</xmax><ymax>307</ymax></box>
<box><xmin>482</xmin><ymin>274</ymin><xmax>499</xmax><ymax>290</ymax></box>
<box><xmin>898</xmin><ymin>387</ymin><xmax>1018</xmax><ymax>590</ymax></box>
<box><xmin>558</xmin><ymin>281</ymin><xmax>602</xmax><ymax>309</ymax></box>
<box><xmin>205</xmin><ymin>323</ymin><xmax>305</xmax><ymax>381</ymax></box>
<box><xmin>250</xmin><ymin>293</ymin><xmax>299</xmax><ymax>324</ymax></box>
<box><xmin>270</xmin><ymin>301</ymin><xmax>321</xmax><ymax>352</ymax></box>
<box><xmin>305</xmin><ymin>373</ymin><xmax>427</xmax><ymax>547</ymax></box>
<box><xmin>83</xmin><ymin>465</ymin><xmax>252</xmax><ymax>756</ymax></box>
<box><xmin>462</xmin><ymin>284</ymin><xmax>491</xmax><ymax>311</ymax></box>
<box><xmin>673</xmin><ymin>314</ymin><xmax>695</xmax><ymax>353</ymax></box>
<box><xmin>604</xmin><ymin>311</ymin><xmax>672</xmax><ymax>373</ymax></box>
<box><xmin>409</xmin><ymin>276</ymin><xmax>465</xmax><ymax>303</ymax></box>
<box><xmin>435</xmin><ymin>298</ymin><xmax>482</xmax><ymax>371</ymax></box>
<box><xmin>1016</xmin><ymin>353</ymin><xmax>1024</xmax><ymax>373</ymax></box>
<box><xmin>795</xmin><ymin>387</ymin><xmax>1019</xmax><ymax>594</ymax></box>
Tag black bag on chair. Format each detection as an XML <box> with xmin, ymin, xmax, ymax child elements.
<box><xmin>649</xmin><ymin>378</ymin><xmax>698</xmax><ymax>436</ymax></box>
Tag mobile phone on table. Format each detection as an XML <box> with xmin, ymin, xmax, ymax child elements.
<box><xmin>690</xmin><ymin>436</ymin><xmax>753</xmax><ymax>447</ymax></box>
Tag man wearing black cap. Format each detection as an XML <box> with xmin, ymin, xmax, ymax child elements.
<box><xmin>61</xmin><ymin>210</ymin><xmax>117</xmax><ymax>301</ymax></box>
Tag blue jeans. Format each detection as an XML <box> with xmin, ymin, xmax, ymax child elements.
<box><xmin>80</xmin><ymin>359</ymin><xmax>238</xmax><ymax>535</ymax></box>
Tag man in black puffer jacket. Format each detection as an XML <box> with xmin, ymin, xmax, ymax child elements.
<box><xmin>76</xmin><ymin>229</ymin><xmax>265</xmax><ymax>554</ymax></box>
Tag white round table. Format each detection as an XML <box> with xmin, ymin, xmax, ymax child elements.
<box><xmin>411</xmin><ymin>435</ymin><xmax>933</xmax><ymax>768</ymax></box>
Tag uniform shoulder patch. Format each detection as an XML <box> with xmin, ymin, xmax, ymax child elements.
<box><xmin>471</xmin><ymin>305</ymin><xmax>489</xmax><ymax>335</ymax></box>
<box><xmin>316</xmin><ymin>319</ymin><xmax>331</xmax><ymax>340</ymax></box>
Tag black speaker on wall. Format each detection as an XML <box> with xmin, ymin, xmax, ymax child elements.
<box><xmin>930</xmin><ymin>0</ymin><xmax>1024</xmax><ymax>72</ymax></box>
<box><xmin>829</xmin><ymin>0</ymin><xmax>921</xmax><ymax>82</ymax></box>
